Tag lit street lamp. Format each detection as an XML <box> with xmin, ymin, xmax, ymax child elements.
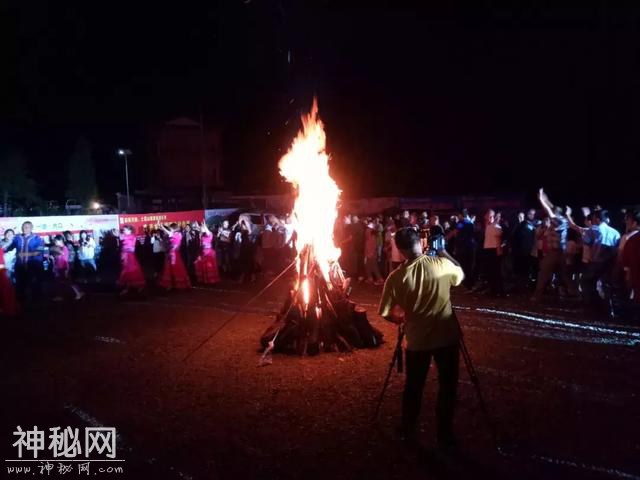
<box><xmin>117</xmin><ymin>149</ymin><xmax>133</xmax><ymax>210</ymax></box>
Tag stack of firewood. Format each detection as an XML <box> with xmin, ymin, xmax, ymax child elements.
<box><xmin>260</xmin><ymin>246</ymin><xmax>384</xmax><ymax>355</ymax></box>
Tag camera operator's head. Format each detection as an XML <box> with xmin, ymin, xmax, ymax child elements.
<box><xmin>394</xmin><ymin>227</ymin><xmax>422</xmax><ymax>259</ymax></box>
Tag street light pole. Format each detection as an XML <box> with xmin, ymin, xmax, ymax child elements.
<box><xmin>124</xmin><ymin>152</ymin><xmax>130</xmax><ymax>208</ymax></box>
<box><xmin>118</xmin><ymin>149</ymin><xmax>133</xmax><ymax>210</ymax></box>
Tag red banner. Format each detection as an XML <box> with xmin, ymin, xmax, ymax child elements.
<box><xmin>118</xmin><ymin>210</ymin><xmax>204</xmax><ymax>235</ymax></box>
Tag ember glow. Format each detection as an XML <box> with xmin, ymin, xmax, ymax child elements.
<box><xmin>301</xmin><ymin>278</ymin><xmax>310</xmax><ymax>306</ymax></box>
<box><xmin>279</xmin><ymin>98</ymin><xmax>341</xmax><ymax>282</ymax></box>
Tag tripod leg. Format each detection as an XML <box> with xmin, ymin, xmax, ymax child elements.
<box><xmin>372</xmin><ymin>348</ymin><xmax>400</xmax><ymax>421</ymax></box>
<box><xmin>372</xmin><ymin>326</ymin><xmax>404</xmax><ymax>422</ymax></box>
<box><xmin>458</xmin><ymin>336</ymin><xmax>501</xmax><ymax>448</ymax></box>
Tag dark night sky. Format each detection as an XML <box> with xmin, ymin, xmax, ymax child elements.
<box><xmin>2</xmin><ymin>1</ymin><xmax>640</xmax><ymax>205</ymax></box>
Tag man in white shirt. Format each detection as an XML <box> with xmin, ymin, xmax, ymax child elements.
<box><xmin>582</xmin><ymin>210</ymin><xmax>620</xmax><ymax>306</ymax></box>
<box><xmin>77</xmin><ymin>231</ymin><xmax>97</xmax><ymax>273</ymax></box>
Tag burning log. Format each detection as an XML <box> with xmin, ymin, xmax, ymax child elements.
<box><xmin>260</xmin><ymin>98</ymin><xmax>383</xmax><ymax>357</ymax></box>
<box><xmin>261</xmin><ymin>247</ymin><xmax>383</xmax><ymax>355</ymax></box>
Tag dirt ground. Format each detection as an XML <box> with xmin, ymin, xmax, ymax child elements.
<box><xmin>1</xmin><ymin>278</ymin><xmax>639</xmax><ymax>480</ymax></box>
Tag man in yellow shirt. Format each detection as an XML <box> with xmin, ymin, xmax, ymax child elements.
<box><xmin>378</xmin><ymin>227</ymin><xmax>464</xmax><ymax>447</ymax></box>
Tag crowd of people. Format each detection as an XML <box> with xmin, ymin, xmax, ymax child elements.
<box><xmin>0</xmin><ymin>213</ymin><xmax>297</xmax><ymax>313</ymax></box>
<box><xmin>335</xmin><ymin>189</ymin><xmax>639</xmax><ymax>320</ymax></box>
<box><xmin>1</xmin><ymin>192</ymin><xmax>639</xmax><ymax>321</ymax></box>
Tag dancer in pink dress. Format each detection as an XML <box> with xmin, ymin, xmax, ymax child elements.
<box><xmin>50</xmin><ymin>235</ymin><xmax>84</xmax><ymax>301</ymax></box>
<box><xmin>158</xmin><ymin>223</ymin><xmax>191</xmax><ymax>290</ymax></box>
<box><xmin>194</xmin><ymin>222</ymin><xmax>220</xmax><ymax>285</ymax></box>
<box><xmin>117</xmin><ymin>226</ymin><xmax>146</xmax><ymax>294</ymax></box>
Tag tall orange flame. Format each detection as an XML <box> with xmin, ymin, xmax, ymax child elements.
<box><xmin>279</xmin><ymin>98</ymin><xmax>341</xmax><ymax>280</ymax></box>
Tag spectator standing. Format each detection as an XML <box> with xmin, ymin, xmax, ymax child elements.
<box><xmin>581</xmin><ymin>209</ymin><xmax>620</xmax><ymax>307</ymax></box>
<box><xmin>150</xmin><ymin>229</ymin><xmax>168</xmax><ymax>279</ymax></box>
<box><xmin>216</xmin><ymin>220</ymin><xmax>233</xmax><ymax>275</ymax></box>
<box><xmin>532</xmin><ymin>189</ymin><xmax>574</xmax><ymax>301</ymax></box>
<box><xmin>261</xmin><ymin>223</ymin><xmax>276</xmax><ymax>275</ymax></box>
<box><xmin>565</xmin><ymin>229</ymin><xmax>581</xmax><ymax>286</ymax></box>
<box><xmin>182</xmin><ymin>223</ymin><xmax>200</xmax><ymax>284</ymax></box>
<box><xmin>236</xmin><ymin>215</ymin><xmax>260</xmax><ymax>283</ymax></box>
<box><xmin>482</xmin><ymin>209</ymin><xmax>504</xmax><ymax>296</ymax></box>
<box><xmin>99</xmin><ymin>229</ymin><xmax>121</xmax><ymax>284</ymax></box>
<box><xmin>621</xmin><ymin>211</ymin><xmax>640</xmax><ymax>320</ymax></box>
<box><xmin>375</xmin><ymin>216</ymin><xmax>385</xmax><ymax>263</ymax></box>
<box><xmin>2</xmin><ymin>229</ymin><xmax>17</xmax><ymax>283</ymax></box>
<box><xmin>449</xmin><ymin>215</ymin><xmax>459</xmax><ymax>250</ymax></box>
<box><xmin>364</xmin><ymin>222</ymin><xmax>384</xmax><ymax>285</ymax></box>
<box><xmin>451</xmin><ymin>209</ymin><xmax>476</xmax><ymax>289</ymax></box>
<box><xmin>77</xmin><ymin>230</ymin><xmax>97</xmax><ymax>279</ymax></box>
<box><xmin>384</xmin><ymin>220</ymin><xmax>404</xmax><ymax>274</ymax></box>
<box><xmin>348</xmin><ymin>215</ymin><xmax>366</xmax><ymax>281</ymax></box>
<box><xmin>269</xmin><ymin>216</ymin><xmax>287</xmax><ymax>271</ymax></box>
<box><xmin>568</xmin><ymin>207</ymin><xmax>615</xmax><ymax>302</ymax></box>
<box><xmin>401</xmin><ymin>210</ymin><xmax>412</xmax><ymax>228</ymax></box>
<box><xmin>620</xmin><ymin>210</ymin><xmax>640</xmax><ymax>253</ymax></box>
<box><xmin>576</xmin><ymin>208</ymin><xmax>596</xmax><ymax>272</ymax></box>
<box><xmin>511</xmin><ymin>209</ymin><xmax>537</xmax><ymax>292</ymax></box>
<box><xmin>231</xmin><ymin>221</ymin><xmax>243</xmax><ymax>272</ymax></box>
<box><xmin>418</xmin><ymin>212</ymin><xmax>430</xmax><ymax>252</ymax></box>
<box><xmin>282</xmin><ymin>215</ymin><xmax>296</xmax><ymax>263</ymax></box>
<box><xmin>6</xmin><ymin>221</ymin><xmax>45</xmax><ymax>303</ymax></box>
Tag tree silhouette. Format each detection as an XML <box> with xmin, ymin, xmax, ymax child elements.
<box><xmin>66</xmin><ymin>138</ymin><xmax>97</xmax><ymax>205</ymax></box>
<box><xmin>0</xmin><ymin>149</ymin><xmax>39</xmax><ymax>215</ymax></box>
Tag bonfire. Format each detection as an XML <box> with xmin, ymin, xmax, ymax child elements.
<box><xmin>260</xmin><ymin>99</ymin><xmax>383</xmax><ymax>355</ymax></box>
